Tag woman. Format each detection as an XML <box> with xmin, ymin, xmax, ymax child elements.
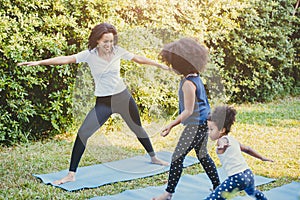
<box><xmin>18</xmin><ymin>22</ymin><xmax>168</xmax><ymax>185</ymax></box>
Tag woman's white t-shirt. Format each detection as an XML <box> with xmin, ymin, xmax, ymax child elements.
<box><xmin>217</xmin><ymin>135</ymin><xmax>249</xmax><ymax>177</ymax></box>
<box><xmin>73</xmin><ymin>46</ymin><xmax>134</xmax><ymax>97</ymax></box>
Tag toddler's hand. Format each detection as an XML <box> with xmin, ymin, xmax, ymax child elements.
<box><xmin>217</xmin><ymin>138</ymin><xmax>230</xmax><ymax>150</ymax></box>
<box><xmin>217</xmin><ymin>143</ymin><xmax>230</xmax><ymax>150</ymax></box>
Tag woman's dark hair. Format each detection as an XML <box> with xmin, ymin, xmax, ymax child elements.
<box><xmin>88</xmin><ymin>23</ymin><xmax>118</xmax><ymax>50</ymax></box>
<box><xmin>207</xmin><ymin>105</ymin><xmax>237</xmax><ymax>134</ymax></box>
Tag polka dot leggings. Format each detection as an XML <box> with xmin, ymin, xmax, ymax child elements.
<box><xmin>166</xmin><ymin>124</ymin><xmax>220</xmax><ymax>194</ymax></box>
<box><xmin>205</xmin><ymin>169</ymin><xmax>267</xmax><ymax>200</ymax></box>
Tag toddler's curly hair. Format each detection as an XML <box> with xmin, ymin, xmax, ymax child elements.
<box><xmin>208</xmin><ymin>105</ymin><xmax>237</xmax><ymax>134</ymax></box>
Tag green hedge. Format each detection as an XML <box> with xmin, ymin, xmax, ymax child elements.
<box><xmin>0</xmin><ymin>0</ymin><xmax>299</xmax><ymax>144</ymax></box>
<box><xmin>206</xmin><ymin>0</ymin><xmax>299</xmax><ymax>102</ymax></box>
<box><xmin>0</xmin><ymin>0</ymin><xmax>114</xmax><ymax>144</ymax></box>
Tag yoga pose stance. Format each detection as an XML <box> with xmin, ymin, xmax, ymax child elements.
<box><xmin>205</xmin><ymin>105</ymin><xmax>273</xmax><ymax>200</ymax></box>
<box><xmin>152</xmin><ymin>38</ymin><xmax>220</xmax><ymax>200</ymax></box>
<box><xmin>18</xmin><ymin>22</ymin><xmax>168</xmax><ymax>185</ymax></box>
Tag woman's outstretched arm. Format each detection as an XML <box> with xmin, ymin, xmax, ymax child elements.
<box><xmin>17</xmin><ymin>55</ymin><xmax>76</xmax><ymax>66</ymax></box>
<box><xmin>131</xmin><ymin>55</ymin><xmax>169</xmax><ymax>70</ymax></box>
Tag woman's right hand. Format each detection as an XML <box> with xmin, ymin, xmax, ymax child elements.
<box><xmin>17</xmin><ymin>56</ymin><xmax>76</xmax><ymax>66</ymax></box>
<box><xmin>17</xmin><ymin>61</ymin><xmax>40</xmax><ymax>66</ymax></box>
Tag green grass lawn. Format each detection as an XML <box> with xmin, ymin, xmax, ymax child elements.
<box><xmin>0</xmin><ymin>96</ymin><xmax>299</xmax><ymax>199</ymax></box>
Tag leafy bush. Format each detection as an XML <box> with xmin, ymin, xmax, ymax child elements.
<box><xmin>291</xmin><ymin>1</ymin><xmax>300</xmax><ymax>95</ymax></box>
<box><xmin>206</xmin><ymin>0</ymin><xmax>299</xmax><ymax>102</ymax></box>
<box><xmin>0</xmin><ymin>0</ymin><xmax>113</xmax><ymax>144</ymax></box>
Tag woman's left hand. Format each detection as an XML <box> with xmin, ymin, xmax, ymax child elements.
<box><xmin>159</xmin><ymin>64</ymin><xmax>170</xmax><ymax>70</ymax></box>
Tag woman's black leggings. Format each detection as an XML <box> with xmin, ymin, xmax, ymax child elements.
<box><xmin>166</xmin><ymin>124</ymin><xmax>220</xmax><ymax>193</ymax></box>
<box><xmin>69</xmin><ymin>89</ymin><xmax>155</xmax><ymax>172</ymax></box>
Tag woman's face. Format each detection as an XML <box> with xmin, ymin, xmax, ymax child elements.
<box><xmin>97</xmin><ymin>33</ymin><xmax>114</xmax><ymax>53</ymax></box>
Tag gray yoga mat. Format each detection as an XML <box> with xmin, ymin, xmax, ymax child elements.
<box><xmin>90</xmin><ymin>168</ymin><xmax>276</xmax><ymax>200</ymax></box>
<box><xmin>33</xmin><ymin>151</ymin><xmax>199</xmax><ymax>191</ymax></box>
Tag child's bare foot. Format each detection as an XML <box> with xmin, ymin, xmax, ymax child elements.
<box><xmin>152</xmin><ymin>192</ymin><xmax>172</xmax><ymax>200</ymax></box>
<box><xmin>151</xmin><ymin>156</ymin><xmax>169</xmax><ymax>166</ymax></box>
<box><xmin>53</xmin><ymin>172</ymin><xmax>76</xmax><ymax>185</ymax></box>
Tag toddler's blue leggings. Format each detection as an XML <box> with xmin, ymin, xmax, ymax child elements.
<box><xmin>205</xmin><ymin>169</ymin><xmax>267</xmax><ymax>200</ymax></box>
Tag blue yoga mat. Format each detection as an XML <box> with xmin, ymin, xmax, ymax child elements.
<box><xmin>90</xmin><ymin>168</ymin><xmax>275</xmax><ymax>200</ymax></box>
<box><xmin>33</xmin><ymin>151</ymin><xmax>198</xmax><ymax>191</ymax></box>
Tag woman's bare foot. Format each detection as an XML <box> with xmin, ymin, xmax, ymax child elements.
<box><xmin>53</xmin><ymin>171</ymin><xmax>76</xmax><ymax>185</ymax></box>
<box><xmin>151</xmin><ymin>156</ymin><xmax>169</xmax><ymax>166</ymax></box>
<box><xmin>152</xmin><ymin>192</ymin><xmax>172</xmax><ymax>200</ymax></box>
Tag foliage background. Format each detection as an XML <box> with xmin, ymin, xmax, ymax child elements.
<box><xmin>0</xmin><ymin>0</ymin><xmax>299</xmax><ymax>144</ymax></box>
